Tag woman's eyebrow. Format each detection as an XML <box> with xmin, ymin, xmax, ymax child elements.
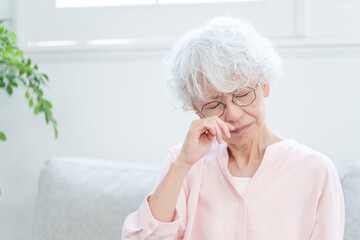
<box><xmin>206</xmin><ymin>94</ymin><xmax>223</xmax><ymax>100</ymax></box>
<box><xmin>233</xmin><ymin>87</ymin><xmax>246</xmax><ymax>93</ymax></box>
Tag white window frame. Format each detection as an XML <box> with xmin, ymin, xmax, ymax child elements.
<box><xmin>15</xmin><ymin>0</ymin><xmax>297</xmax><ymax>51</ymax></box>
<box><xmin>56</xmin><ymin>0</ymin><xmax>260</xmax><ymax>8</ymax></box>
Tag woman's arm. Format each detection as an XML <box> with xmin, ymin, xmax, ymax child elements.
<box><xmin>147</xmin><ymin>117</ymin><xmax>233</xmax><ymax>223</ymax></box>
<box><xmin>121</xmin><ymin>147</ymin><xmax>190</xmax><ymax>240</ymax></box>
<box><xmin>121</xmin><ymin>117</ymin><xmax>233</xmax><ymax>239</ymax></box>
<box><xmin>148</xmin><ymin>158</ymin><xmax>192</xmax><ymax>222</ymax></box>
<box><xmin>309</xmin><ymin>161</ymin><xmax>345</xmax><ymax>240</ymax></box>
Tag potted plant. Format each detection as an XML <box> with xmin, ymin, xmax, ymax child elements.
<box><xmin>0</xmin><ymin>20</ymin><xmax>57</xmax><ymax>141</ymax></box>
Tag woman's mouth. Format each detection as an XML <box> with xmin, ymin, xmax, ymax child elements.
<box><xmin>230</xmin><ymin>123</ymin><xmax>252</xmax><ymax>134</ymax></box>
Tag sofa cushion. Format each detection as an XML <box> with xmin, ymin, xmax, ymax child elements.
<box><xmin>33</xmin><ymin>157</ymin><xmax>359</xmax><ymax>240</ymax></box>
<box><xmin>341</xmin><ymin>160</ymin><xmax>360</xmax><ymax>240</ymax></box>
<box><xmin>32</xmin><ymin>157</ymin><xmax>161</xmax><ymax>240</ymax></box>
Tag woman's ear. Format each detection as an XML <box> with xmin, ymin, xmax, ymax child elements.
<box><xmin>262</xmin><ymin>83</ymin><xmax>270</xmax><ymax>98</ymax></box>
<box><xmin>192</xmin><ymin>104</ymin><xmax>204</xmax><ymax>119</ymax></box>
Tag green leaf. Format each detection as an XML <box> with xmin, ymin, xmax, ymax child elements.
<box><xmin>18</xmin><ymin>77</ymin><xmax>26</xmax><ymax>85</ymax></box>
<box><xmin>38</xmin><ymin>76</ymin><xmax>46</xmax><ymax>84</ymax></box>
<box><xmin>33</xmin><ymin>76</ymin><xmax>39</xmax><ymax>83</ymax></box>
<box><xmin>0</xmin><ymin>26</ymin><xmax>6</xmax><ymax>34</ymax></box>
<box><xmin>26</xmin><ymin>68</ymin><xmax>33</xmax><ymax>76</ymax></box>
<box><xmin>6</xmin><ymin>85</ymin><xmax>13</xmax><ymax>95</ymax></box>
<box><xmin>43</xmin><ymin>74</ymin><xmax>49</xmax><ymax>81</ymax></box>
<box><xmin>7</xmin><ymin>74</ymin><xmax>15</xmax><ymax>82</ymax></box>
<box><xmin>38</xmin><ymin>89</ymin><xmax>43</xmax><ymax>97</ymax></box>
<box><xmin>0</xmin><ymin>24</ymin><xmax>58</xmax><ymax>141</ymax></box>
<box><xmin>3</xmin><ymin>51</ymin><xmax>8</xmax><ymax>58</ymax></box>
<box><xmin>15</xmin><ymin>50</ymin><xmax>23</xmax><ymax>57</ymax></box>
<box><xmin>53</xmin><ymin>125</ymin><xmax>58</xmax><ymax>139</ymax></box>
<box><xmin>8</xmin><ymin>32</ymin><xmax>16</xmax><ymax>42</ymax></box>
<box><xmin>19</xmin><ymin>66</ymin><xmax>25</xmax><ymax>75</ymax></box>
<box><xmin>45</xmin><ymin>111</ymin><xmax>49</xmax><ymax>123</ymax></box>
<box><xmin>6</xmin><ymin>36</ymin><xmax>13</xmax><ymax>45</ymax></box>
<box><xmin>42</xmin><ymin>99</ymin><xmax>52</xmax><ymax>109</ymax></box>
<box><xmin>0</xmin><ymin>131</ymin><xmax>6</xmax><ymax>141</ymax></box>
<box><xmin>34</xmin><ymin>105</ymin><xmax>41</xmax><ymax>115</ymax></box>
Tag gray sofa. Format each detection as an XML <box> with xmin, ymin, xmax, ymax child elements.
<box><xmin>32</xmin><ymin>156</ymin><xmax>360</xmax><ymax>240</ymax></box>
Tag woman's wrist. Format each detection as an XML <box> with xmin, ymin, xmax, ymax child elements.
<box><xmin>173</xmin><ymin>157</ymin><xmax>193</xmax><ymax>173</ymax></box>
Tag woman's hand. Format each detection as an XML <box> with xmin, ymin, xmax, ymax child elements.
<box><xmin>176</xmin><ymin>116</ymin><xmax>235</xmax><ymax>167</ymax></box>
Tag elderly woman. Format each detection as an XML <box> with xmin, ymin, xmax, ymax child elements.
<box><xmin>121</xmin><ymin>17</ymin><xmax>345</xmax><ymax>240</ymax></box>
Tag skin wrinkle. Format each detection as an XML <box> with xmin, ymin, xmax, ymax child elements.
<box><xmin>193</xmin><ymin>80</ymin><xmax>283</xmax><ymax>177</ymax></box>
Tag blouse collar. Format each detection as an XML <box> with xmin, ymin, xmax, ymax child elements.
<box><xmin>215</xmin><ymin>138</ymin><xmax>297</xmax><ymax>197</ymax></box>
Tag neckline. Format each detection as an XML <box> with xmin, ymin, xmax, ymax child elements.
<box><xmin>264</xmin><ymin>138</ymin><xmax>292</xmax><ymax>151</ymax></box>
<box><xmin>233</xmin><ymin>178</ymin><xmax>252</xmax><ymax>183</ymax></box>
<box><xmin>233</xmin><ymin>176</ymin><xmax>252</xmax><ymax>180</ymax></box>
<box><xmin>217</xmin><ymin>137</ymin><xmax>295</xmax><ymax>197</ymax></box>
<box><xmin>222</xmin><ymin>137</ymin><xmax>293</xmax><ymax>162</ymax></box>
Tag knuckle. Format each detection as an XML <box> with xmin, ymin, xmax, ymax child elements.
<box><xmin>192</xmin><ymin>119</ymin><xmax>199</xmax><ymax>124</ymax></box>
<box><xmin>190</xmin><ymin>119</ymin><xmax>200</xmax><ymax>127</ymax></box>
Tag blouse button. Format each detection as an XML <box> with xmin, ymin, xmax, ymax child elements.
<box><xmin>148</xmin><ymin>222</ymin><xmax>154</xmax><ymax>229</ymax></box>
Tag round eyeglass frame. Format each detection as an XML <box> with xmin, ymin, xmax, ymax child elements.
<box><xmin>195</xmin><ymin>81</ymin><xmax>261</xmax><ymax>118</ymax></box>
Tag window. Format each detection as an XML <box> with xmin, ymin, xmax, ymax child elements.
<box><xmin>56</xmin><ymin>0</ymin><xmax>156</xmax><ymax>8</ymax></box>
<box><xmin>18</xmin><ymin>0</ymin><xmax>293</xmax><ymax>50</ymax></box>
<box><xmin>56</xmin><ymin>0</ymin><xmax>258</xmax><ymax>8</ymax></box>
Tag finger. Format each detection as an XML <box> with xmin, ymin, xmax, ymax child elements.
<box><xmin>196</xmin><ymin>120</ymin><xmax>213</xmax><ymax>136</ymax></box>
<box><xmin>201</xmin><ymin>121</ymin><xmax>216</xmax><ymax>136</ymax></box>
<box><xmin>199</xmin><ymin>119</ymin><xmax>225</xmax><ymax>143</ymax></box>
<box><xmin>214</xmin><ymin>124</ymin><xmax>223</xmax><ymax>144</ymax></box>
<box><xmin>206</xmin><ymin>131</ymin><xmax>215</xmax><ymax>142</ymax></box>
<box><xmin>226</xmin><ymin>122</ymin><xmax>235</xmax><ymax>130</ymax></box>
<box><xmin>217</xmin><ymin>120</ymin><xmax>231</xmax><ymax>138</ymax></box>
<box><xmin>210</xmin><ymin>116</ymin><xmax>234</xmax><ymax>131</ymax></box>
<box><xmin>208</xmin><ymin>119</ymin><xmax>226</xmax><ymax>143</ymax></box>
<box><xmin>208</xmin><ymin>126</ymin><xmax>216</xmax><ymax>136</ymax></box>
<box><xmin>212</xmin><ymin>118</ymin><xmax>232</xmax><ymax>138</ymax></box>
<box><xmin>203</xmin><ymin>119</ymin><xmax>222</xmax><ymax>143</ymax></box>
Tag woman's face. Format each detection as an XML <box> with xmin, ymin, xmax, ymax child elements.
<box><xmin>195</xmin><ymin>81</ymin><xmax>270</xmax><ymax>146</ymax></box>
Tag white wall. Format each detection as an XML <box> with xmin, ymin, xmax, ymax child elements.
<box><xmin>0</xmin><ymin>0</ymin><xmax>11</xmax><ymax>19</ymax></box>
<box><xmin>1</xmin><ymin>0</ymin><xmax>360</xmax><ymax>239</ymax></box>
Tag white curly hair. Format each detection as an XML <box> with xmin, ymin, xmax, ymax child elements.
<box><xmin>162</xmin><ymin>16</ymin><xmax>283</xmax><ymax>110</ymax></box>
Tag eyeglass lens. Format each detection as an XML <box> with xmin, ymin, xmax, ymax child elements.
<box><xmin>201</xmin><ymin>87</ymin><xmax>256</xmax><ymax>117</ymax></box>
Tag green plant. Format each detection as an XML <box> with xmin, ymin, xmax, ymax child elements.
<box><xmin>0</xmin><ymin>20</ymin><xmax>57</xmax><ymax>141</ymax></box>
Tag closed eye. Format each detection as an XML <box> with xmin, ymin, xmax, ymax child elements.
<box><xmin>208</xmin><ymin>103</ymin><xmax>221</xmax><ymax>109</ymax></box>
<box><xmin>204</xmin><ymin>101</ymin><xmax>222</xmax><ymax>109</ymax></box>
<box><xmin>235</xmin><ymin>92</ymin><xmax>250</xmax><ymax>98</ymax></box>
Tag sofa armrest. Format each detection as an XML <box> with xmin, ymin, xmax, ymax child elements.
<box><xmin>340</xmin><ymin>160</ymin><xmax>360</xmax><ymax>240</ymax></box>
<box><xmin>32</xmin><ymin>156</ymin><xmax>161</xmax><ymax>240</ymax></box>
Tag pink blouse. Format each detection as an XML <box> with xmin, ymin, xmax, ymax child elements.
<box><xmin>121</xmin><ymin>138</ymin><xmax>345</xmax><ymax>240</ymax></box>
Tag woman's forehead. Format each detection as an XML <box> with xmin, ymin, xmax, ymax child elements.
<box><xmin>201</xmin><ymin>86</ymin><xmax>224</xmax><ymax>101</ymax></box>
<box><xmin>202</xmin><ymin>82</ymin><xmax>255</xmax><ymax>98</ymax></box>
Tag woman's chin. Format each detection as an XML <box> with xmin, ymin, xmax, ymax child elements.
<box><xmin>225</xmin><ymin>135</ymin><xmax>252</xmax><ymax>146</ymax></box>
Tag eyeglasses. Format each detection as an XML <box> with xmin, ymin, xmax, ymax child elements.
<box><xmin>195</xmin><ymin>82</ymin><xmax>261</xmax><ymax>118</ymax></box>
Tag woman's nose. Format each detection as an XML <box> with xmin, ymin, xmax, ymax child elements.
<box><xmin>223</xmin><ymin>97</ymin><xmax>245</xmax><ymax>122</ymax></box>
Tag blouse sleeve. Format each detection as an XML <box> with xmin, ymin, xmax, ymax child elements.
<box><xmin>121</xmin><ymin>145</ymin><xmax>188</xmax><ymax>240</ymax></box>
<box><xmin>309</xmin><ymin>157</ymin><xmax>345</xmax><ymax>240</ymax></box>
